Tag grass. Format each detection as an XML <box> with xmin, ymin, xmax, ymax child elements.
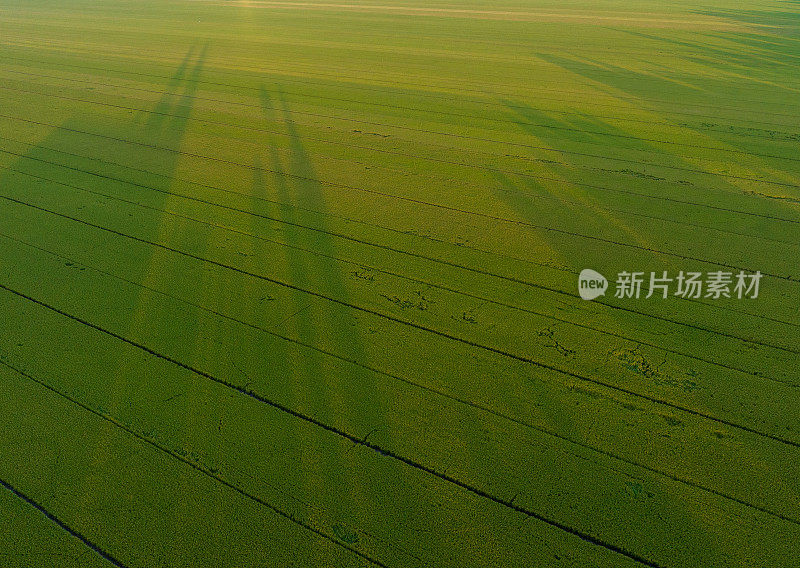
<box><xmin>0</xmin><ymin>0</ymin><xmax>798</xmax><ymax>566</ymax></box>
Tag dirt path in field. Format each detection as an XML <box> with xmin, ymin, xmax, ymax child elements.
<box><xmin>200</xmin><ymin>0</ymin><xmax>760</xmax><ymax>29</ymax></box>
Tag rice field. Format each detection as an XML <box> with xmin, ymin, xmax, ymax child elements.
<box><xmin>0</xmin><ymin>0</ymin><xmax>798</xmax><ymax>566</ymax></box>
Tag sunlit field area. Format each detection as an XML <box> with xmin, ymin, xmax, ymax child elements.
<box><xmin>0</xmin><ymin>0</ymin><xmax>798</xmax><ymax>566</ymax></box>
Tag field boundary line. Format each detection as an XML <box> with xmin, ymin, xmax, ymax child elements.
<box><xmin>3</xmin><ymin>111</ymin><xmax>798</xmax><ymax>227</ymax></box>
<box><xmin>4</xmin><ymin>81</ymin><xmax>800</xmax><ymax>183</ymax></box>
<box><xmin>0</xmin><ymin>282</ymin><xmax>690</xmax><ymax>568</ymax></box>
<box><xmin>3</xmin><ymin>43</ymin><xmax>800</xmax><ymax>112</ymax></box>
<box><xmin>0</xmin><ymin>475</ymin><xmax>129</xmax><ymax>568</ymax></box>
<box><xmin>3</xmin><ymin>232</ymin><xmax>799</xmax><ymax>527</ymax></box>
<box><xmin>2</xmin><ymin>195</ymin><xmax>799</xmax><ymax>448</ymax></box>
<box><xmin>5</xmin><ymin>164</ymin><xmax>799</xmax><ymax>382</ymax></box>
<box><xmin>0</xmin><ymin>359</ymin><xmax>395</xmax><ymax>568</ymax></box>
<box><xmin>4</xmin><ymin>70</ymin><xmax>800</xmax><ymax>159</ymax></box>
<box><xmin>2</xmin><ymin>116</ymin><xmax>797</xmax><ymax>283</ymax></box>
<box><xmin>4</xmin><ymin>64</ymin><xmax>800</xmax><ymax>137</ymax></box>
<box><xmin>3</xmin><ymin>150</ymin><xmax>798</xmax><ymax>346</ymax></box>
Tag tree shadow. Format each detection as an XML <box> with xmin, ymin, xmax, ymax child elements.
<box><xmin>694</xmin><ymin>7</ymin><xmax>800</xmax><ymax>33</ymax></box>
<box><xmin>0</xmin><ymin>43</ymin><xmax>216</xmax><ymax>547</ymax></box>
<box><xmin>533</xmin><ymin>52</ymin><xmax>800</xmax><ymax>207</ymax></box>
<box><xmin>246</xmin><ymin>84</ymin><xmax>417</xmax><ymax>545</ymax></box>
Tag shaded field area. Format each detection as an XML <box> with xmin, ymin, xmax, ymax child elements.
<box><xmin>0</xmin><ymin>0</ymin><xmax>798</xmax><ymax>566</ymax></box>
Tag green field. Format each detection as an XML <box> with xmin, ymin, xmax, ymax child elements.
<box><xmin>0</xmin><ymin>0</ymin><xmax>798</xmax><ymax>566</ymax></box>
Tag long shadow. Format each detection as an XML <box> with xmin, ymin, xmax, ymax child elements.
<box><xmin>487</xmin><ymin>100</ymin><xmax>793</xmax><ymax>566</ymax></box>
<box><xmin>0</xmin><ymin>42</ymin><xmax>209</xmax><ymax>350</ymax></box>
<box><xmin>694</xmin><ymin>7</ymin><xmax>800</xmax><ymax>31</ymax></box>
<box><xmin>538</xmin><ymin>53</ymin><xmax>724</xmax><ymax>106</ymax></box>
<box><xmin>565</xmin><ymin>33</ymin><xmax>800</xmax><ymax>170</ymax></box>
<box><xmin>498</xmin><ymin>99</ymin><xmax>697</xmax><ymax>250</ymax></box>
<box><xmin>506</xmin><ymin>95</ymin><xmax>800</xmax><ymax>266</ymax></box>
<box><xmin>534</xmin><ymin>52</ymin><xmax>800</xmax><ymax>199</ymax></box>
<box><xmin>614</xmin><ymin>28</ymin><xmax>797</xmax><ymax>73</ymax></box>
<box><xmin>89</xmin><ymin>46</ymin><xmax>214</xmax><ymax>533</ymax></box>
<box><xmin>250</xmin><ymin>84</ymin><xmax>418</xmax><ymax>549</ymax></box>
<box><xmin>0</xmin><ymin>43</ymin><xmax>217</xmax><ymax>547</ymax></box>
<box><xmin>109</xmin><ymin>42</ymin><xmax>209</xmax><ymax>357</ymax></box>
<box><xmin>706</xmin><ymin>31</ymin><xmax>800</xmax><ymax>67</ymax></box>
<box><xmin>502</xmin><ymin>94</ymin><xmax>800</xmax><ymax>357</ymax></box>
